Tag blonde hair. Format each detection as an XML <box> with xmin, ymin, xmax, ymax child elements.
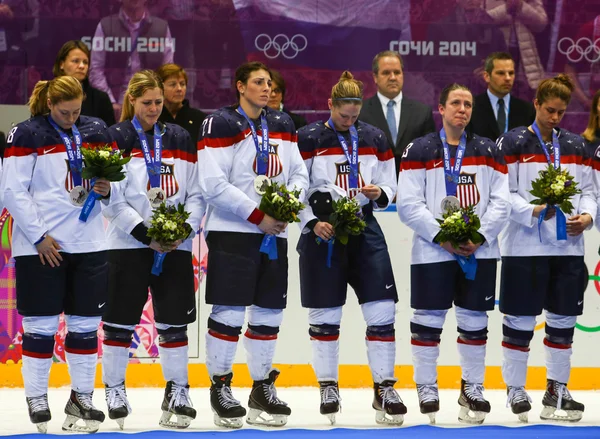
<box><xmin>582</xmin><ymin>89</ymin><xmax>600</xmax><ymax>142</ymax></box>
<box><xmin>331</xmin><ymin>71</ymin><xmax>363</xmax><ymax>107</ymax></box>
<box><xmin>121</xmin><ymin>70</ymin><xmax>164</xmax><ymax>122</ymax></box>
<box><xmin>536</xmin><ymin>73</ymin><xmax>574</xmax><ymax>106</ymax></box>
<box><xmin>28</xmin><ymin>76</ymin><xmax>84</xmax><ymax>117</ymax></box>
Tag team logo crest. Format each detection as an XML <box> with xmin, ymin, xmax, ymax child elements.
<box><xmin>64</xmin><ymin>160</ymin><xmax>92</xmax><ymax>192</ymax></box>
<box><xmin>456</xmin><ymin>172</ymin><xmax>480</xmax><ymax>207</ymax></box>
<box><xmin>146</xmin><ymin>162</ymin><xmax>179</xmax><ymax>198</ymax></box>
<box><xmin>253</xmin><ymin>142</ymin><xmax>283</xmax><ymax>177</ymax></box>
<box><xmin>335</xmin><ymin>161</ymin><xmax>365</xmax><ymax>198</ymax></box>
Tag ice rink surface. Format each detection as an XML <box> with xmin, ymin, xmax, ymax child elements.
<box><xmin>0</xmin><ymin>388</ymin><xmax>599</xmax><ymax>437</ymax></box>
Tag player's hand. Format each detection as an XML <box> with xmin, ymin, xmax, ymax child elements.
<box><xmin>458</xmin><ymin>240</ymin><xmax>482</xmax><ymax>256</ymax></box>
<box><xmin>93</xmin><ymin>178</ymin><xmax>111</xmax><ymax>197</ymax></box>
<box><xmin>440</xmin><ymin>241</ymin><xmax>457</xmax><ymax>255</ymax></box>
<box><xmin>567</xmin><ymin>213</ymin><xmax>592</xmax><ymax>236</ymax></box>
<box><xmin>314</xmin><ymin>221</ymin><xmax>334</xmax><ymax>241</ymax></box>
<box><xmin>258</xmin><ymin>214</ymin><xmax>286</xmax><ymax>235</ymax></box>
<box><xmin>532</xmin><ymin>204</ymin><xmax>555</xmax><ymax>221</ymax></box>
<box><xmin>36</xmin><ymin>235</ymin><xmax>63</xmax><ymax>267</ymax></box>
<box><xmin>360</xmin><ymin>184</ymin><xmax>382</xmax><ymax>201</ymax></box>
<box><xmin>149</xmin><ymin>239</ymin><xmax>178</xmax><ymax>253</ymax></box>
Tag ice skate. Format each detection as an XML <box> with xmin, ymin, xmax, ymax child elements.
<box><xmin>417</xmin><ymin>383</ymin><xmax>439</xmax><ymax>424</ymax></box>
<box><xmin>210</xmin><ymin>372</ymin><xmax>246</xmax><ymax>429</ymax></box>
<box><xmin>105</xmin><ymin>383</ymin><xmax>132</xmax><ymax>430</ymax></box>
<box><xmin>62</xmin><ymin>390</ymin><xmax>105</xmax><ymax>433</ymax></box>
<box><xmin>246</xmin><ymin>368</ymin><xmax>291</xmax><ymax>427</ymax></box>
<box><xmin>319</xmin><ymin>380</ymin><xmax>341</xmax><ymax>425</ymax></box>
<box><xmin>458</xmin><ymin>379</ymin><xmax>490</xmax><ymax>424</ymax></box>
<box><xmin>506</xmin><ymin>386</ymin><xmax>532</xmax><ymax>423</ymax></box>
<box><xmin>26</xmin><ymin>394</ymin><xmax>51</xmax><ymax>434</ymax></box>
<box><xmin>159</xmin><ymin>381</ymin><xmax>196</xmax><ymax>429</ymax></box>
<box><xmin>540</xmin><ymin>379</ymin><xmax>584</xmax><ymax>422</ymax></box>
<box><xmin>372</xmin><ymin>378</ymin><xmax>407</xmax><ymax>426</ymax></box>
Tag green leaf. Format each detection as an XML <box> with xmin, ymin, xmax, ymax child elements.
<box><xmin>338</xmin><ymin>235</ymin><xmax>349</xmax><ymax>245</ymax></box>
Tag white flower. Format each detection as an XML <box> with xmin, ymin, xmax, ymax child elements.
<box><xmin>98</xmin><ymin>150</ymin><xmax>111</xmax><ymax>159</ymax></box>
<box><xmin>272</xmin><ymin>194</ymin><xmax>283</xmax><ymax>203</ymax></box>
<box><xmin>164</xmin><ymin>220</ymin><xmax>177</xmax><ymax>231</ymax></box>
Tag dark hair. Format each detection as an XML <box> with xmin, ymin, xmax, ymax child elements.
<box><xmin>234</xmin><ymin>61</ymin><xmax>271</xmax><ymax>102</ymax></box>
<box><xmin>372</xmin><ymin>50</ymin><xmax>404</xmax><ymax>74</ymax></box>
<box><xmin>484</xmin><ymin>52</ymin><xmax>514</xmax><ymax>75</ymax></box>
<box><xmin>582</xmin><ymin>89</ymin><xmax>600</xmax><ymax>142</ymax></box>
<box><xmin>156</xmin><ymin>63</ymin><xmax>188</xmax><ymax>85</ymax></box>
<box><xmin>439</xmin><ymin>83</ymin><xmax>471</xmax><ymax>106</ymax></box>
<box><xmin>269</xmin><ymin>69</ymin><xmax>286</xmax><ymax>101</ymax></box>
<box><xmin>535</xmin><ymin>74</ymin><xmax>574</xmax><ymax>106</ymax></box>
<box><xmin>29</xmin><ymin>76</ymin><xmax>84</xmax><ymax>116</ymax></box>
<box><xmin>53</xmin><ymin>40</ymin><xmax>91</xmax><ymax>78</ymax></box>
<box><xmin>331</xmin><ymin>71</ymin><xmax>363</xmax><ymax>106</ymax></box>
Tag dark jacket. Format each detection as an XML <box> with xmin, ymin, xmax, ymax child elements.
<box><xmin>283</xmin><ymin>107</ymin><xmax>307</xmax><ymax>131</ymax></box>
<box><xmin>159</xmin><ymin>100</ymin><xmax>207</xmax><ymax>145</ymax></box>
<box><xmin>81</xmin><ymin>78</ymin><xmax>116</xmax><ymax>127</ymax></box>
<box><xmin>467</xmin><ymin>92</ymin><xmax>536</xmax><ymax>142</ymax></box>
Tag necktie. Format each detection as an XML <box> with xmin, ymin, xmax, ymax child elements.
<box><xmin>497</xmin><ymin>98</ymin><xmax>507</xmax><ymax>135</ymax></box>
<box><xmin>386</xmin><ymin>100</ymin><xmax>398</xmax><ymax>145</ymax></box>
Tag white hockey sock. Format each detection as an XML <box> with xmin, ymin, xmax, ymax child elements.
<box><xmin>158</xmin><ymin>344</ymin><xmax>189</xmax><ymax>386</ymax></box>
<box><xmin>102</xmin><ymin>344</ymin><xmax>130</xmax><ymax>388</ymax></box>
<box><xmin>458</xmin><ymin>341</ymin><xmax>486</xmax><ymax>384</ymax></box>
<box><xmin>243</xmin><ymin>331</ymin><xmax>277</xmax><ymax>381</ymax></box>
<box><xmin>502</xmin><ymin>345</ymin><xmax>529</xmax><ymax>388</ymax></box>
<box><xmin>412</xmin><ymin>343</ymin><xmax>439</xmax><ymax>385</ymax></box>
<box><xmin>311</xmin><ymin>338</ymin><xmax>339</xmax><ymax>381</ymax></box>
<box><xmin>544</xmin><ymin>342</ymin><xmax>572</xmax><ymax>384</ymax></box>
<box><xmin>205</xmin><ymin>331</ymin><xmax>238</xmax><ymax>377</ymax></box>
<box><xmin>366</xmin><ymin>339</ymin><xmax>395</xmax><ymax>383</ymax></box>
<box><xmin>22</xmin><ymin>356</ymin><xmax>53</xmax><ymax>398</ymax></box>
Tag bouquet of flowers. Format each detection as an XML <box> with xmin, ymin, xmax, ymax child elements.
<box><xmin>529</xmin><ymin>164</ymin><xmax>581</xmax><ymax>241</ymax></box>
<box><xmin>78</xmin><ymin>144</ymin><xmax>131</xmax><ymax>222</ymax></box>
<box><xmin>317</xmin><ymin>197</ymin><xmax>367</xmax><ymax>268</ymax></box>
<box><xmin>258</xmin><ymin>180</ymin><xmax>305</xmax><ymax>259</ymax></box>
<box><xmin>529</xmin><ymin>164</ymin><xmax>580</xmax><ymax>214</ymax></box>
<box><xmin>436</xmin><ymin>205</ymin><xmax>483</xmax><ymax>280</ymax></box>
<box><xmin>146</xmin><ymin>203</ymin><xmax>192</xmax><ymax>275</ymax></box>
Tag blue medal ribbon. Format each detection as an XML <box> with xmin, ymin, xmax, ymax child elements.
<box><xmin>531</xmin><ymin>121</ymin><xmax>567</xmax><ymax>241</ymax></box>
<box><xmin>315</xmin><ymin>237</ymin><xmax>335</xmax><ymax>268</ymax></box>
<box><xmin>237</xmin><ymin>107</ymin><xmax>278</xmax><ymax>258</ymax></box>
<box><xmin>237</xmin><ymin>106</ymin><xmax>270</xmax><ymax>176</ymax></box>
<box><xmin>439</xmin><ymin>129</ymin><xmax>477</xmax><ymax>278</ymax></box>
<box><xmin>48</xmin><ymin>116</ymin><xmax>102</xmax><ymax>222</ymax></box>
<box><xmin>328</xmin><ymin>118</ymin><xmax>359</xmax><ymax>190</ymax></box>
<box><xmin>152</xmin><ymin>252</ymin><xmax>167</xmax><ymax>276</ymax></box>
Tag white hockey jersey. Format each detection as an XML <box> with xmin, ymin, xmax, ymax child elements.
<box><xmin>397</xmin><ymin>131</ymin><xmax>510</xmax><ymax>265</ymax></box>
<box><xmin>103</xmin><ymin>121</ymin><xmax>205</xmax><ymax>252</ymax></box>
<box><xmin>297</xmin><ymin>120</ymin><xmax>397</xmax><ymax>231</ymax></box>
<box><xmin>1</xmin><ymin>115</ymin><xmax>113</xmax><ymax>257</ymax></box>
<box><xmin>500</xmin><ymin>127</ymin><xmax>596</xmax><ymax>257</ymax></box>
<box><xmin>197</xmin><ymin>106</ymin><xmax>309</xmax><ymax>237</ymax></box>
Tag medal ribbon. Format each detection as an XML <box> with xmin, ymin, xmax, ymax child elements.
<box><xmin>48</xmin><ymin>116</ymin><xmax>83</xmax><ymax>187</ymax></box>
<box><xmin>440</xmin><ymin>128</ymin><xmax>467</xmax><ymax>197</ymax></box>
<box><xmin>531</xmin><ymin>121</ymin><xmax>567</xmax><ymax>241</ymax></box>
<box><xmin>328</xmin><ymin>118</ymin><xmax>359</xmax><ymax>190</ymax></box>
<box><xmin>132</xmin><ymin>116</ymin><xmax>162</xmax><ymax>188</ymax></box>
<box><xmin>237</xmin><ymin>106</ymin><xmax>269</xmax><ymax>176</ymax></box>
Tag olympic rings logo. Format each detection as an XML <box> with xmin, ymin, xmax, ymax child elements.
<box><xmin>254</xmin><ymin>34</ymin><xmax>308</xmax><ymax>60</ymax></box>
<box><xmin>557</xmin><ymin>37</ymin><xmax>600</xmax><ymax>63</ymax></box>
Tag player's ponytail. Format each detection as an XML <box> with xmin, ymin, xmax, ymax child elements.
<box><xmin>121</xmin><ymin>70</ymin><xmax>164</xmax><ymax>122</ymax></box>
<box><xmin>536</xmin><ymin>74</ymin><xmax>574</xmax><ymax>105</ymax></box>
<box><xmin>331</xmin><ymin>70</ymin><xmax>363</xmax><ymax>106</ymax></box>
<box><xmin>28</xmin><ymin>76</ymin><xmax>84</xmax><ymax>117</ymax></box>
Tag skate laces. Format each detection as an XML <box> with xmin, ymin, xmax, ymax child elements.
<box><xmin>506</xmin><ymin>387</ymin><xmax>531</xmax><ymax>408</ymax></box>
<box><xmin>168</xmin><ymin>384</ymin><xmax>193</xmax><ymax>410</ymax></box>
<box><xmin>75</xmin><ymin>392</ymin><xmax>96</xmax><ymax>410</ymax></box>
<box><xmin>464</xmin><ymin>383</ymin><xmax>486</xmax><ymax>402</ymax></box>
<box><xmin>107</xmin><ymin>385</ymin><xmax>131</xmax><ymax>413</ymax></box>
<box><xmin>417</xmin><ymin>384</ymin><xmax>438</xmax><ymax>404</ymax></box>
<box><xmin>28</xmin><ymin>395</ymin><xmax>49</xmax><ymax>412</ymax></box>
<box><xmin>320</xmin><ymin>384</ymin><xmax>341</xmax><ymax>405</ymax></box>
<box><xmin>262</xmin><ymin>382</ymin><xmax>287</xmax><ymax>406</ymax></box>
<box><xmin>218</xmin><ymin>385</ymin><xmax>242</xmax><ymax>409</ymax></box>
<box><xmin>553</xmin><ymin>382</ymin><xmax>572</xmax><ymax>411</ymax></box>
<box><xmin>379</xmin><ymin>385</ymin><xmax>402</xmax><ymax>408</ymax></box>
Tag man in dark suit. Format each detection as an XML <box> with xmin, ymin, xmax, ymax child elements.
<box><xmin>359</xmin><ymin>51</ymin><xmax>436</xmax><ymax>174</ymax></box>
<box><xmin>468</xmin><ymin>52</ymin><xmax>536</xmax><ymax>142</ymax></box>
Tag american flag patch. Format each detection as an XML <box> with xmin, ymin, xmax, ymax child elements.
<box><xmin>146</xmin><ymin>162</ymin><xmax>180</xmax><ymax>198</ymax></box>
<box><xmin>253</xmin><ymin>142</ymin><xmax>283</xmax><ymax>178</ymax></box>
<box><xmin>64</xmin><ymin>160</ymin><xmax>92</xmax><ymax>192</ymax></box>
<box><xmin>335</xmin><ymin>161</ymin><xmax>365</xmax><ymax>199</ymax></box>
<box><xmin>456</xmin><ymin>172</ymin><xmax>480</xmax><ymax>207</ymax></box>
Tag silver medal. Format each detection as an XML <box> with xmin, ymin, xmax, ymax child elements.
<box><xmin>147</xmin><ymin>187</ymin><xmax>166</xmax><ymax>208</ymax></box>
<box><xmin>440</xmin><ymin>195</ymin><xmax>461</xmax><ymax>213</ymax></box>
<box><xmin>69</xmin><ymin>186</ymin><xmax>88</xmax><ymax>207</ymax></box>
<box><xmin>254</xmin><ymin>175</ymin><xmax>271</xmax><ymax>195</ymax></box>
